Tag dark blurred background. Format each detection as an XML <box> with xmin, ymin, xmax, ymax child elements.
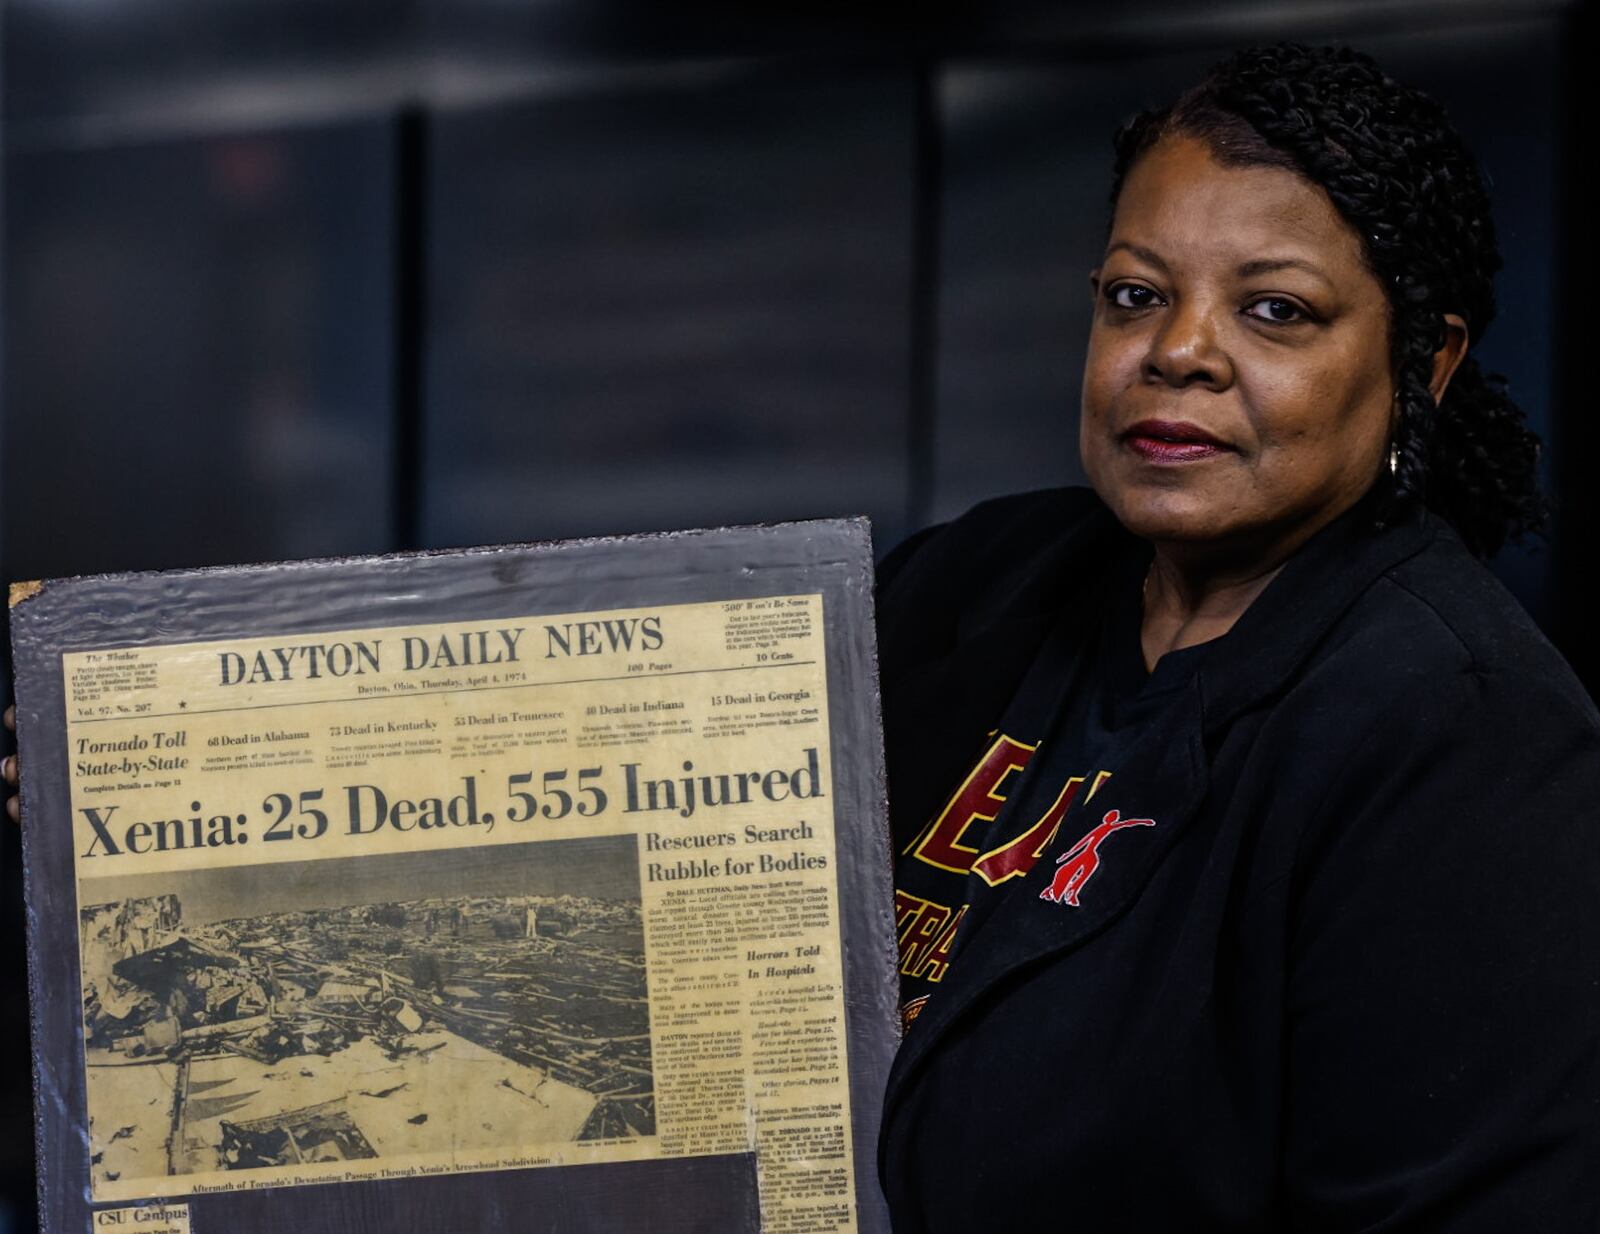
<box><xmin>0</xmin><ymin>0</ymin><xmax>1593</xmax><ymax>1227</ymax></box>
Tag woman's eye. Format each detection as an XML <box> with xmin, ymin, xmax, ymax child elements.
<box><xmin>1244</xmin><ymin>297</ymin><xmax>1307</xmax><ymax>324</ymax></box>
<box><xmin>1108</xmin><ymin>283</ymin><xmax>1160</xmax><ymax>310</ymax></box>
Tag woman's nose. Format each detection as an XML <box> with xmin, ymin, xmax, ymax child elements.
<box><xmin>1142</xmin><ymin>298</ymin><xmax>1233</xmax><ymax>391</ymax></box>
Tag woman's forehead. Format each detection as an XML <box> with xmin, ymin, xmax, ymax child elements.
<box><xmin>1109</xmin><ymin>135</ymin><xmax>1367</xmax><ymax>274</ymax></box>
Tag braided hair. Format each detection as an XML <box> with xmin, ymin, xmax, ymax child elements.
<box><xmin>1107</xmin><ymin>41</ymin><xmax>1545</xmax><ymax>559</ymax></box>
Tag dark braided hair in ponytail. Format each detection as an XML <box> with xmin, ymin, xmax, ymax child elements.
<box><xmin>1107</xmin><ymin>41</ymin><xmax>1545</xmax><ymax>559</ymax></box>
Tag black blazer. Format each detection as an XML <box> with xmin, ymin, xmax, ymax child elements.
<box><xmin>874</xmin><ymin>487</ymin><xmax>1600</xmax><ymax>1232</ymax></box>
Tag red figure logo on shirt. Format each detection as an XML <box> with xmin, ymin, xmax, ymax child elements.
<box><xmin>1039</xmin><ymin>809</ymin><xmax>1156</xmax><ymax>907</ymax></box>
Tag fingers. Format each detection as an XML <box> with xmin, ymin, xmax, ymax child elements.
<box><xmin>4</xmin><ymin>705</ymin><xmax>16</xmax><ymax>824</ymax></box>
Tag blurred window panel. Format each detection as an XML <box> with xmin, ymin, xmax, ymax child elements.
<box><xmin>3</xmin><ymin>122</ymin><xmax>397</xmax><ymax>579</ymax></box>
<box><xmin>3</xmin><ymin>0</ymin><xmax>412</xmax><ymax>134</ymax></box>
<box><xmin>421</xmin><ymin>64</ymin><xmax>915</xmax><ymax>553</ymax></box>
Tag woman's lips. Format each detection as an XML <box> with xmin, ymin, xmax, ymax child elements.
<box><xmin>1125</xmin><ymin>437</ymin><xmax>1227</xmax><ymax>461</ymax></box>
<box><xmin>1121</xmin><ymin>419</ymin><xmax>1231</xmax><ymax>463</ymax></box>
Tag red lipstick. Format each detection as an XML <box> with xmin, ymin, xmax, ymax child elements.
<box><xmin>1121</xmin><ymin>419</ymin><xmax>1231</xmax><ymax>462</ymax></box>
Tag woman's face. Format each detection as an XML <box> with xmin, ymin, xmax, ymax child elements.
<box><xmin>1081</xmin><ymin>134</ymin><xmax>1397</xmax><ymax>564</ymax></box>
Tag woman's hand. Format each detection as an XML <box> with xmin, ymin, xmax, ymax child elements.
<box><xmin>4</xmin><ymin>704</ymin><xmax>17</xmax><ymax>824</ymax></box>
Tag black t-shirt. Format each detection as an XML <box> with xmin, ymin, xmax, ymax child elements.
<box><xmin>890</xmin><ymin>545</ymin><xmax>1212</xmax><ymax>1028</ymax></box>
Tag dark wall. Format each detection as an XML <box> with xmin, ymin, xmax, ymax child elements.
<box><xmin>421</xmin><ymin>66</ymin><xmax>916</xmax><ymax>549</ymax></box>
<box><xmin>1</xmin><ymin>4</ymin><xmax>1589</xmax><ymax>1230</ymax></box>
<box><xmin>4</xmin><ymin>126</ymin><xmax>398</xmax><ymax>578</ymax></box>
<box><xmin>2</xmin><ymin>9</ymin><xmax>1577</xmax><ymax>584</ymax></box>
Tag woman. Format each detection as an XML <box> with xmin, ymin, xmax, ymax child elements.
<box><xmin>875</xmin><ymin>41</ymin><xmax>1599</xmax><ymax>1233</ymax></box>
<box><xmin>4</xmin><ymin>37</ymin><xmax>1597</xmax><ymax>1234</ymax></box>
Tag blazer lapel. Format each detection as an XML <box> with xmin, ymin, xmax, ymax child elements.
<box><xmin>879</xmin><ymin>507</ymin><xmax>1131</xmax><ymax>850</ymax></box>
<box><xmin>1195</xmin><ymin>493</ymin><xmax>1438</xmax><ymax>734</ymax></box>
<box><xmin>880</xmin><ymin>614</ymin><xmax>1055</xmax><ymax>851</ymax></box>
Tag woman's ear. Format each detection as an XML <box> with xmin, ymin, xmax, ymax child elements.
<box><xmin>1429</xmin><ymin>312</ymin><xmax>1470</xmax><ymax>405</ymax></box>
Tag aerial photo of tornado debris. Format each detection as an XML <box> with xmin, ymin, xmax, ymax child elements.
<box><xmin>76</xmin><ymin>835</ymin><xmax>652</xmax><ymax>1188</ymax></box>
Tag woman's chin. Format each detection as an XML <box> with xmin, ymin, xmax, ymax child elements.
<box><xmin>1097</xmin><ymin>484</ymin><xmax>1243</xmax><ymax>545</ymax></box>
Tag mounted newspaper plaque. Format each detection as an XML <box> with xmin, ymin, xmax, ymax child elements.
<box><xmin>9</xmin><ymin>519</ymin><xmax>897</xmax><ymax>1234</ymax></box>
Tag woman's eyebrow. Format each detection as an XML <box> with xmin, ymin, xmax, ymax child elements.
<box><xmin>1105</xmin><ymin>243</ymin><xmax>1334</xmax><ymax>290</ymax></box>
<box><xmin>1235</xmin><ymin>256</ymin><xmax>1335</xmax><ymax>287</ymax></box>
<box><xmin>1103</xmin><ymin>241</ymin><xmax>1170</xmax><ymax>272</ymax></box>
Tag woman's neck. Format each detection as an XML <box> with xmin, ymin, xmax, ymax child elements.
<box><xmin>1139</xmin><ymin>551</ymin><xmax>1287</xmax><ymax>673</ymax></box>
<box><xmin>1130</xmin><ymin>480</ymin><xmax>1384</xmax><ymax>673</ymax></box>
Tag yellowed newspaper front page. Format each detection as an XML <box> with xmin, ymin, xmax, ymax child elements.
<box><xmin>65</xmin><ymin>594</ymin><xmax>859</xmax><ymax>1232</ymax></box>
